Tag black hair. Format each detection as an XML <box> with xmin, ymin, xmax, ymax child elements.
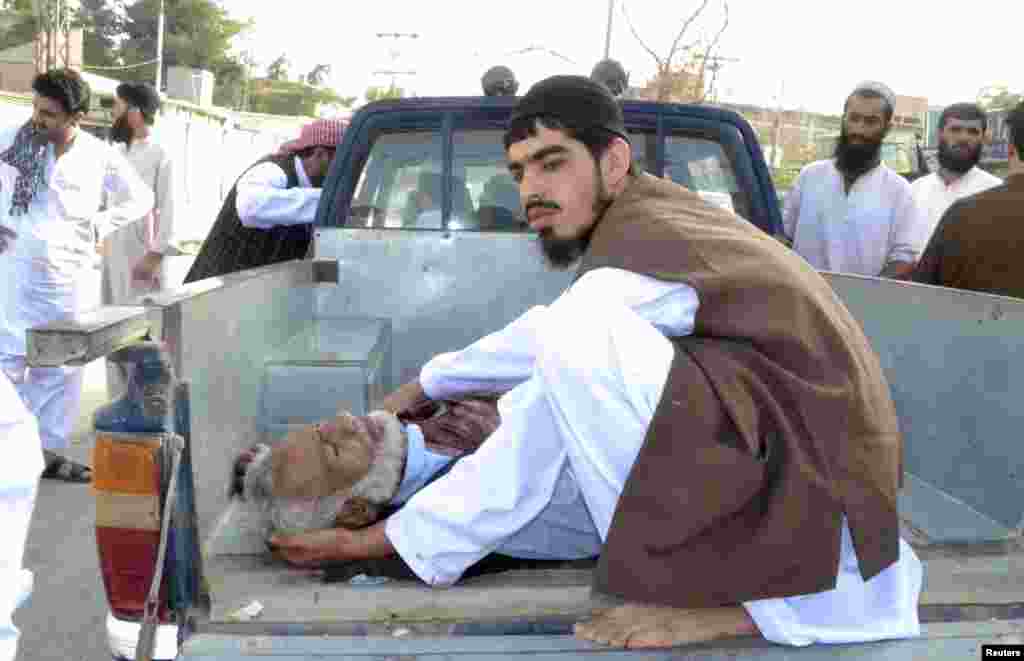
<box><xmin>938</xmin><ymin>103</ymin><xmax>987</xmax><ymax>133</ymax></box>
<box><xmin>115</xmin><ymin>82</ymin><xmax>161</xmax><ymax>125</ymax></box>
<box><xmin>844</xmin><ymin>89</ymin><xmax>893</xmax><ymax>123</ymax></box>
<box><xmin>32</xmin><ymin>68</ymin><xmax>91</xmax><ymax>116</ymax></box>
<box><xmin>1007</xmin><ymin>102</ymin><xmax>1024</xmax><ymax>158</ymax></box>
<box><xmin>503</xmin><ymin>115</ymin><xmax>637</xmax><ymax>175</ymax></box>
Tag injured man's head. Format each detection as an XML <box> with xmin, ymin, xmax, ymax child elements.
<box><xmin>240</xmin><ymin>411</ymin><xmax>408</xmax><ymax>537</ymax></box>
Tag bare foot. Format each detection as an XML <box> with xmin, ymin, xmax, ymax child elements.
<box><xmin>574</xmin><ymin>603</ymin><xmax>759</xmax><ymax>649</ymax></box>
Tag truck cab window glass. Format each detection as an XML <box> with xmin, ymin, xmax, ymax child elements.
<box><xmin>451</xmin><ymin>129</ymin><xmax>522</xmax><ymax>232</ymax></box>
<box><xmin>665</xmin><ymin>134</ymin><xmax>751</xmax><ymax>221</ymax></box>
<box><xmin>348</xmin><ymin>131</ymin><xmax>444</xmax><ymax>229</ymax></box>
<box><xmin>628</xmin><ymin>130</ymin><xmax>655</xmax><ymax>175</ymax></box>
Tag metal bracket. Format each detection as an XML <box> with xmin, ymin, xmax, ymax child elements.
<box><xmin>26</xmin><ymin>306</ymin><xmax>162</xmax><ymax>368</ymax></box>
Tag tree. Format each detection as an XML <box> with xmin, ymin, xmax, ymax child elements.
<box><xmin>115</xmin><ymin>0</ymin><xmax>251</xmax><ymax>106</ymax></box>
<box><xmin>623</xmin><ymin>0</ymin><xmax>730</xmax><ymax>103</ymax></box>
<box><xmin>306</xmin><ymin>63</ymin><xmax>331</xmax><ymax>87</ymax></box>
<box><xmin>266</xmin><ymin>54</ymin><xmax>289</xmax><ymax>81</ymax></box>
<box><xmin>365</xmin><ymin>85</ymin><xmax>404</xmax><ymax>102</ymax></box>
<box><xmin>978</xmin><ymin>86</ymin><xmax>1022</xmax><ymax>112</ymax></box>
<box><xmin>0</xmin><ymin>0</ymin><xmax>36</xmax><ymax>53</ymax></box>
<box><xmin>246</xmin><ymin>77</ymin><xmax>349</xmax><ymax>116</ymax></box>
<box><xmin>77</xmin><ymin>0</ymin><xmax>126</xmax><ymax>71</ymax></box>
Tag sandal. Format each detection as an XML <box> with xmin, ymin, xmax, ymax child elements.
<box><xmin>41</xmin><ymin>454</ymin><xmax>92</xmax><ymax>483</ymax></box>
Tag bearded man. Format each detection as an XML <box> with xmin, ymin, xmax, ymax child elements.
<box><xmin>909</xmin><ymin>103</ymin><xmax>1002</xmax><ymax>253</ymax></box>
<box><xmin>783</xmin><ymin>81</ymin><xmax>924</xmax><ymax>278</ymax></box>
<box><xmin>0</xmin><ymin>68</ymin><xmax>153</xmax><ymax>483</ymax></box>
<box><xmin>265</xmin><ymin>75</ymin><xmax>923</xmax><ymax>650</ymax></box>
<box><xmin>102</xmin><ymin>82</ymin><xmax>180</xmax><ymax>306</ymax></box>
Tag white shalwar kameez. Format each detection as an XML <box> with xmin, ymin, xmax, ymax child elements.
<box><xmin>101</xmin><ymin>137</ymin><xmax>178</xmax><ymax>305</ymax></box>
<box><xmin>0</xmin><ymin>371</ymin><xmax>44</xmax><ymax>661</ymax></box>
<box><xmin>385</xmin><ymin>266</ymin><xmax>923</xmax><ymax>647</ymax></box>
<box><xmin>783</xmin><ymin>160</ymin><xmax>923</xmax><ymax>276</ymax></box>
<box><xmin>0</xmin><ymin>126</ymin><xmax>153</xmax><ymax>452</ymax></box>
<box><xmin>909</xmin><ymin>166</ymin><xmax>1002</xmax><ymax>253</ymax></box>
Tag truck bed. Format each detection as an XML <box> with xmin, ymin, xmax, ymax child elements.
<box><xmin>185</xmin><ymin>518</ymin><xmax>1023</xmax><ymax>659</ymax></box>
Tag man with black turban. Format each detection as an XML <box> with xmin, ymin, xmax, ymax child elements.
<box><xmin>267</xmin><ymin>75</ymin><xmax>922</xmax><ymax>650</ymax></box>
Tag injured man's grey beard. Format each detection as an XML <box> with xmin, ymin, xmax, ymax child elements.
<box><xmin>241</xmin><ymin>410</ymin><xmax>407</xmax><ymax>541</ymax></box>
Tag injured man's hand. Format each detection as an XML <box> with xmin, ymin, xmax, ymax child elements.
<box><xmin>233</xmin><ymin>398</ymin><xmax>501</xmax><ymax>545</ymax></box>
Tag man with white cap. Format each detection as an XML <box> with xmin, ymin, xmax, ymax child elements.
<box><xmin>184</xmin><ymin>118</ymin><xmax>347</xmax><ymax>283</ymax></box>
<box><xmin>782</xmin><ymin>81</ymin><xmax>924</xmax><ymax>278</ymax></box>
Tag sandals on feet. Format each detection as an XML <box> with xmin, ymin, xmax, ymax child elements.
<box><xmin>41</xmin><ymin>455</ymin><xmax>92</xmax><ymax>483</ymax></box>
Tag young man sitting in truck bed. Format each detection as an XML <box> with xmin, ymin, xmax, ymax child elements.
<box><xmin>268</xmin><ymin>75</ymin><xmax>923</xmax><ymax>650</ymax></box>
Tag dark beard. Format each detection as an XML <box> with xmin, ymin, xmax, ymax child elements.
<box><xmin>536</xmin><ymin>175</ymin><xmax>613</xmax><ymax>270</ymax></box>
<box><xmin>110</xmin><ymin>117</ymin><xmax>133</xmax><ymax>146</ymax></box>
<box><xmin>937</xmin><ymin>139</ymin><xmax>981</xmax><ymax>175</ymax></box>
<box><xmin>834</xmin><ymin>128</ymin><xmax>883</xmax><ymax>177</ymax></box>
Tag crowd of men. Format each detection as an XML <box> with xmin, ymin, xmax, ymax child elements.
<box><xmin>1</xmin><ymin>64</ymin><xmax>1022</xmax><ymax>657</ymax></box>
<box><xmin>783</xmin><ymin>80</ymin><xmax>1023</xmax><ymax>299</ymax></box>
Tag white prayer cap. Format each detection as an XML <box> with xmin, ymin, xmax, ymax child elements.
<box><xmin>851</xmin><ymin>80</ymin><xmax>896</xmax><ymax>110</ymax></box>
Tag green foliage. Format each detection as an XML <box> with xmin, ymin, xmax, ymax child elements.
<box><xmin>365</xmin><ymin>85</ymin><xmax>404</xmax><ymax>102</ymax></box>
<box><xmin>266</xmin><ymin>54</ymin><xmax>289</xmax><ymax>81</ymax></box>
<box><xmin>247</xmin><ymin>78</ymin><xmax>347</xmax><ymax>117</ymax></box>
<box><xmin>0</xmin><ymin>1</ymin><xmax>36</xmax><ymax>52</ymax></box>
<box><xmin>77</xmin><ymin>0</ymin><xmax>125</xmax><ymax>70</ymax></box>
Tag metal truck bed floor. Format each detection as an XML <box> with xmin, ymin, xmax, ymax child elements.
<box><xmin>201</xmin><ymin>520</ymin><xmax>1024</xmax><ymax>628</ymax></box>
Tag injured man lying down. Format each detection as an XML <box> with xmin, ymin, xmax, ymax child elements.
<box><xmin>234</xmin><ymin>397</ymin><xmax>504</xmax><ymax>549</ymax></box>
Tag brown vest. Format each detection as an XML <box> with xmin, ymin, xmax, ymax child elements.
<box><xmin>184</xmin><ymin>154</ymin><xmax>309</xmax><ymax>284</ymax></box>
<box><xmin>583</xmin><ymin>174</ymin><xmax>902</xmax><ymax>608</ymax></box>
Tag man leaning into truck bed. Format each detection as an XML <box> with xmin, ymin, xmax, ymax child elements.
<box><xmin>268</xmin><ymin>75</ymin><xmax>923</xmax><ymax>650</ymax></box>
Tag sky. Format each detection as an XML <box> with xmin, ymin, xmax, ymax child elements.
<box><xmin>218</xmin><ymin>0</ymin><xmax>1019</xmax><ymax>115</ymax></box>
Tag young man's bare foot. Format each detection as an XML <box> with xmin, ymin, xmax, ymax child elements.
<box><xmin>574</xmin><ymin>603</ymin><xmax>759</xmax><ymax>649</ymax></box>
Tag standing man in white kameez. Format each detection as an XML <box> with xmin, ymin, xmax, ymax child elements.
<box><xmin>102</xmin><ymin>82</ymin><xmax>180</xmax><ymax>305</ymax></box>
<box><xmin>783</xmin><ymin>81</ymin><xmax>924</xmax><ymax>278</ymax></box>
<box><xmin>268</xmin><ymin>75</ymin><xmax>922</xmax><ymax>651</ymax></box>
<box><xmin>909</xmin><ymin>103</ymin><xmax>1001</xmax><ymax>254</ymax></box>
<box><xmin>0</xmin><ymin>69</ymin><xmax>153</xmax><ymax>483</ymax></box>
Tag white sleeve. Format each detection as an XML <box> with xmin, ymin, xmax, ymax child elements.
<box><xmin>150</xmin><ymin>151</ymin><xmax>177</xmax><ymax>254</ymax></box>
<box><xmin>420</xmin><ymin>267</ymin><xmax>699</xmax><ymax>400</ymax></box>
<box><xmin>235</xmin><ymin>162</ymin><xmax>321</xmax><ymax>229</ymax></box>
<box><xmin>885</xmin><ymin>178</ymin><xmax>923</xmax><ymax>266</ymax></box>
<box><xmin>95</xmin><ymin>148</ymin><xmax>156</xmax><ymax>240</ymax></box>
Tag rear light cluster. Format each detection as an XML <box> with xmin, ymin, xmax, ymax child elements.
<box><xmin>94</xmin><ymin>432</ymin><xmax>174</xmax><ymax>623</ymax></box>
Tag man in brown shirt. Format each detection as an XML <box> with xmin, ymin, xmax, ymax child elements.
<box><xmin>266</xmin><ymin>76</ymin><xmax>922</xmax><ymax>649</ymax></box>
<box><xmin>913</xmin><ymin>103</ymin><xmax>1024</xmax><ymax>297</ymax></box>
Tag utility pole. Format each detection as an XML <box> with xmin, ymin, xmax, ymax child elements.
<box><xmin>375</xmin><ymin>32</ymin><xmax>419</xmax><ymax>92</ymax></box>
<box><xmin>770</xmin><ymin>80</ymin><xmax>785</xmax><ymax>170</ymax></box>
<box><xmin>154</xmin><ymin>0</ymin><xmax>165</xmax><ymax>91</ymax></box>
<box><xmin>603</xmin><ymin>0</ymin><xmax>614</xmax><ymax>59</ymax></box>
<box><xmin>691</xmin><ymin>53</ymin><xmax>738</xmax><ymax>104</ymax></box>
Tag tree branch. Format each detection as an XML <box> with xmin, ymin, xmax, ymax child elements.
<box><xmin>621</xmin><ymin>2</ymin><xmax>662</xmax><ymax>71</ymax></box>
<box><xmin>667</xmin><ymin>0</ymin><xmax>711</xmax><ymax>66</ymax></box>
<box><xmin>696</xmin><ymin>0</ymin><xmax>729</xmax><ymax>102</ymax></box>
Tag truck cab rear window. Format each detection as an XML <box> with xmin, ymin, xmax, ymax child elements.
<box><xmin>343</xmin><ymin>125</ymin><xmax>749</xmax><ymax>230</ymax></box>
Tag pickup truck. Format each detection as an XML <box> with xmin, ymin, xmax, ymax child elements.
<box><xmin>27</xmin><ymin>95</ymin><xmax>1024</xmax><ymax>660</ymax></box>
